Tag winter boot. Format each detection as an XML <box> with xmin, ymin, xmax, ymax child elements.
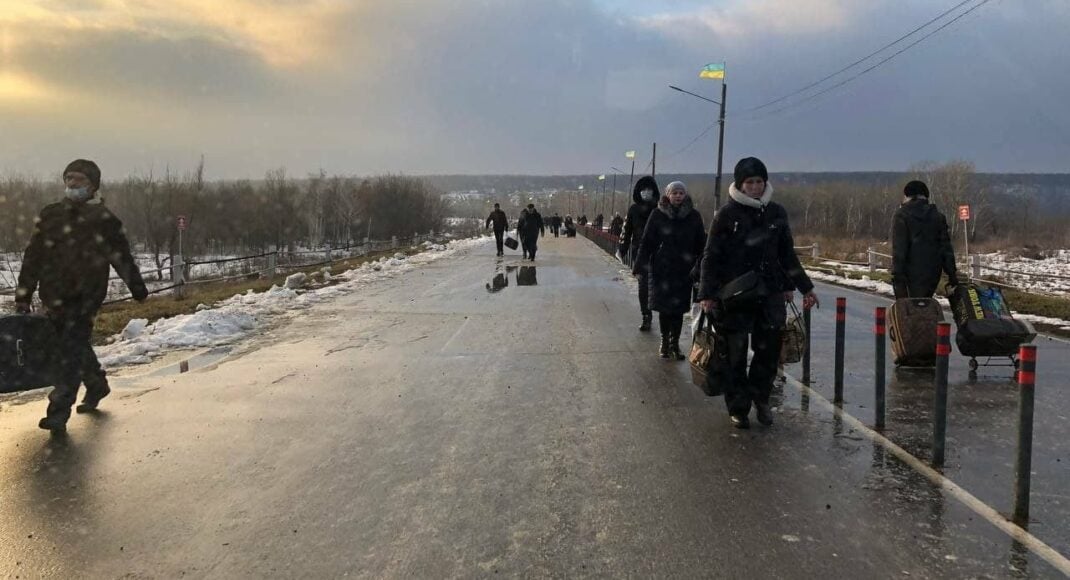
<box><xmin>755</xmin><ymin>402</ymin><xmax>775</xmax><ymax>426</ymax></box>
<box><xmin>77</xmin><ymin>384</ymin><xmax>111</xmax><ymax>413</ymax></box>
<box><xmin>659</xmin><ymin>333</ymin><xmax>671</xmax><ymax>359</ymax></box>
<box><xmin>639</xmin><ymin>313</ymin><xmax>652</xmax><ymax>332</ymax></box>
<box><xmin>668</xmin><ymin>326</ymin><xmax>686</xmax><ymax>361</ymax></box>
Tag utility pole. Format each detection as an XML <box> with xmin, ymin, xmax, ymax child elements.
<box><xmin>713</xmin><ymin>82</ymin><xmax>727</xmax><ymax>212</ymax></box>
<box><xmin>652</xmin><ymin>142</ymin><xmax>657</xmax><ymax>177</ymax></box>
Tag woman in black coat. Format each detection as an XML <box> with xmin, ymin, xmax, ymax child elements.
<box><xmin>633</xmin><ymin>181</ymin><xmax>706</xmax><ymax>360</ymax></box>
<box><xmin>698</xmin><ymin>157</ymin><xmax>819</xmax><ymax>429</ymax></box>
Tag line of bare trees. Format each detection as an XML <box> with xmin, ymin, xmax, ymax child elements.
<box><xmin>0</xmin><ymin>163</ymin><xmax>449</xmax><ymax>273</ymax></box>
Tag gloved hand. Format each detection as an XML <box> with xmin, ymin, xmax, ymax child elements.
<box><xmin>700</xmin><ymin>298</ymin><xmax>723</xmax><ymax>321</ymax></box>
<box><xmin>133</xmin><ymin>286</ymin><xmax>149</xmax><ymax>303</ymax></box>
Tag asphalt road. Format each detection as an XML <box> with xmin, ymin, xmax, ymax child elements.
<box><xmin>1</xmin><ymin>235</ymin><xmax>1068</xmax><ymax>578</ymax></box>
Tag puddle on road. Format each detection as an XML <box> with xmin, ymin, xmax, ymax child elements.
<box><xmin>150</xmin><ymin>346</ymin><xmax>233</xmax><ymax>376</ymax></box>
<box><xmin>486</xmin><ymin>262</ymin><xmax>537</xmax><ymax>292</ymax></box>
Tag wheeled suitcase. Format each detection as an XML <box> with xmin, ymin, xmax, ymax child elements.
<box><xmin>947</xmin><ymin>283</ymin><xmax>1035</xmax><ymax>368</ymax></box>
<box><xmin>0</xmin><ymin>314</ymin><xmax>60</xmax><ymax>394</ymax></box>
<box><xmin>888</xmin><ymin>297</ymin><xmax>944</xmax><ymax>367</ymax></box>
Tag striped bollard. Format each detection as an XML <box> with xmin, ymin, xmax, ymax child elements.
<box><xmin>834</xmin><ymin>297</ymin><xmax>846</xmax><ymax>405</ymax></box>
<box><xmin>1013</xmin><ymin>345</ymin><xmax>1038</xmax><ymax>525</ymax></box>
<box><xmin>875</xmin><ymin>307</ymin><xmax>887</xmax><ymax>431</ymax></box>
<box><xmin>932</xmin><ymin>322</ymin><xmax>952</xmax><ymax>467</ymax></box>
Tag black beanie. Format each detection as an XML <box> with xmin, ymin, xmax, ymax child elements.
<box><xmin>733</xmin><ymin>157</ymin><xmax>768</xmax><ymax>188</ymax></box>
<box><xmin>904</xmin><ymin>180</ymin><xmax>929</xmax><ymax>198</ymax></box>
<box><xmin>64</xmin><ymin>159</ymin><xmax>101</xmax><ymax>191</ymax></box>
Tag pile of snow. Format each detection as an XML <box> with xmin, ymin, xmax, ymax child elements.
<box><xmin>284</xmin><ymin>272</ymin><xmax>308</xmax><ymax>289</ymax></box>
<box><xmin>977</xmin><ymin>251</ymin><xmax>1070</xmax><ymax>296</ymax></box>
<box><xmin>94</xmin><ymin>237</ymin><xmax>489</xmax><ymax>369</ymax></box>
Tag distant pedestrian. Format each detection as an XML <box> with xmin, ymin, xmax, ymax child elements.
<box><xmin>15</xmin><ymin>159</ymin><xmax>148</xmax><ymax>432</ymax></box>
<box><xmin>517</xmin><ymin>203</ymin><xmax>546</xmax><ymax>261</ymax></box>
<box><xmin>608</xmin><ymin>213</ymin><xmax>624</xmax><ymax>238</ymax></box>
<box><xmin>564</xmin><ymin>215</ymin><xmax>575</xmax><ymax>237</ymax></box>
<box><xmin>578</xmin><ymin>215</ymin><xmax>588</xmax><ymax>227</ymax></box>
<box><xmin>698</xmin><ymin>157</ymin><xmax>818</xmax><ymax>429</ymax></box>
<box><xmin>592</xmin><ymin>214</ymin><xmax>604</xmax><ymax>229</ymax></box>
<box><xmin>550</xmin><ymin>213</ymin><xmax>563</xmax><ymax>237</ymax></box>
<box><xmin>891</xmin><ymin>180</ymin><xmax>959</xmax><ymax>299</ymax></box>
<box><xmin>618</xmin><ymin>175</ymin><xmax>659</xmax><ymax>331</ymax></box>
<box><xmin>633</xmin><ymin>181</ymin><xmax>706</xmax><ymax>361</ymax></box>
<box><xmin>485</xmin><ymin>203</ymin><xmax>510</xmax><ymax>257</ymax></box>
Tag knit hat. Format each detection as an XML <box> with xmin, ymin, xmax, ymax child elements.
<box><xmin>733</xmin><ymin>157</ymin><xmax>768</xmax><ymax>189</ymax></box>
<box><xmin>904</xmin><ymin>180</ymin><xmax>930</xmax><ymax>198</ymax></box>
<box><xmin>64</xmin><ymin>159</ymin><xmax>101</xmax><ymax>191</ymax></box>
<box><xmin>665</xmin><ymin>181</ymin><xmax>687</xmax><ymax>194</ymax></box>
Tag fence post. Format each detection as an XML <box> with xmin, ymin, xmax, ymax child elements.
<box><xmin>812</xmin><ymin>242</ymin><xmax>820</xmax><ymax>259</ymax></box>
<box><xmin>1013</xmin><ymin>345</ymin><xmax>1038</xmax><ymax>525</ymax></box>
<box><xmin>970</xmin><ymin>254</ymin><xmax>981</xmax><ymax>280</ymax></box>
<box><xmin>868</xmin><ymin>246</ymin><xmax>876</xmax><ymax>272</ymax></box>
<box><xmin>834</xmin><ymin>297</ymin><xmax>846</xmax><ymax>405</ymax></box>
<box><xmin>266</xmin><ymin>252</ymin><xmax>277</xmax><ymax>279</ymax></box>
<box><xmin>172</xmin><ymin>255</ymin><xmax>186</xmax><ymax>299</ymax></box>
<box><xmin>391</xmin><ymin>236</ymin><xmax>398</xmax><ymax>250</ymax></box>
<box><xmin>325</xmin><ymin>246</ymin><xmax>332</xmax><ymax>266</ymax></box>
<box><xmin>932</xmin><ymin>322</ymin><xmax>952</xmax><ymax>467</ymax></box>
<box><xmin>875</xmin><ymin>307</ymin><xmax>887</xmax><ymax>431</ymax></box>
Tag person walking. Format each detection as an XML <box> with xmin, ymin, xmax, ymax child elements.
<box><xmin>891</xmin><ymin>180</ymin><xmax>959</xmax><ymax>299</ymax></box>
<box><xmin>15</xmin><ymin>159</ymin><xmax>148</xmax><ymax>432</ymax></box>
<box><xmin>608</xmin><ymin>213</ymin><xmax>624</xmax><ymax>238</ymax></box>
<box><xmin>618</xmin><ymin>175</ymin><xmax>659</xmax><ymax>331</ymax></box>
<box><xmin>698</xmin><ymin>157</ymin><xmax>818</xmax><ymax>429</ymax></box>
<box><xmin>485</xmin><ymin>203</ymin><xmax>510</xmax><ymax>257</ymax></box>
<box><xmin>517</xmin><ymin>203</ymin><xmax>545</xmax><ymax>261</ymax></box>
<box><xmin>550</xmin><ymin>213</ymin><xmax>563</xmax><ymax>238</ymax></box>
<box><xmin>632</xmin><ymin>181</ymin><xmax>705</xmax><ymax>361</ymax></box>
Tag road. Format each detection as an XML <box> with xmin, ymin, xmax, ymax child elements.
<box><xmin>1</xmin><ymin>235</ymin><xmax>1068</xmax><ymax>578</ymax></box>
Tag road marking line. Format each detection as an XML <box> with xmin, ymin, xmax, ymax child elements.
<box><xmin>782</xmin><ymin>373</ymin><xmax>1070</xmax><ymax>575</ymax></box>
<box><xmin>440</xmin><ymin>317</ymin><xmax>472</xmax><ymax>353</ymax></box>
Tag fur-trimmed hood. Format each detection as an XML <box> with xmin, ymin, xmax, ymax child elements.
<box><xmin>657</xmin><ymin>193</ymin><xmax>694</xmax><ymax>219</ymax></box>
<box><xmin>729</xmin><ymin>182</ymin><xmax>774</xmax><ymax>208</ymax></box>
<box><xmin>632</xmin><ymin>175</ymin><xmax>659</xmax><ymax>206</ymax></box>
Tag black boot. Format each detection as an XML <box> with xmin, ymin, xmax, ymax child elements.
<box><xmin>755</xmin><ymin>402</ymin><xmax>775</xmax><ymax>426</ymax></box>
<box><xmin>668</xmin><ymin>317</ymin><xmax>686</xmax><ymax>360</ymax></box>
<box><xmin>639</xmin><ymin>313</ymin><xmax>652</xmax><ymax>332</ymax></box>
<box><xmin>659</xmin><ymin>334</ymin><xmax>670</xmax><ymax>358</ymax></box>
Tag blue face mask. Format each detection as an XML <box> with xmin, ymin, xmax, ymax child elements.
<box><xmin>65</xmin><ymin>186</ymin><xmax>92</xmax><ymax>203</ymax></box>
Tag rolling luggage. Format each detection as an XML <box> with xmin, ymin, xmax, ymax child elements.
<box><xmin>947</xmin><ymin>283</ymin><xmax>1035</xmax><ymax>370</ymax></box>
<box><xmin>504</xmin><ymin>236</ymin><xmax>519</xmax><ymax>251</ymax></box>
<box><xmin>888</xmin><ymin>297</ymin><xmax>944</xmax><ymax>367</ymax></box>
<box><xmin>0</xmin><ymin>314</ymin><xmax>60</xmax><ymax>394</ymax></box>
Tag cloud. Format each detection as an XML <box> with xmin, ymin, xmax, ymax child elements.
<box><xmin>641</xmin><ymin>0</ymin><xmax>858</xmax><ymax>38</ymax></box>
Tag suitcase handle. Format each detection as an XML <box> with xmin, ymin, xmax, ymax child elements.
<box><xmin>16</xmin><ymin>339</ymin><xmax>24</xmax><ymax>367</ymax></box>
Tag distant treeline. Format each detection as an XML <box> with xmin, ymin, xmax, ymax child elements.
<box><xmin>0</xmin><ymin>164</ymin><xmax>448</xmax><ymax>272</ymax></box>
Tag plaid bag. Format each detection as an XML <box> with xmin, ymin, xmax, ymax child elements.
<box><xmin>689</xmin><ymin>310</ymin><xmax>727</xmax><ymax>397</ymax></box>
<box><xmin>780</xmin><ymin>301</ymin><xmax>806</xmax><ymax>365</ymax></box>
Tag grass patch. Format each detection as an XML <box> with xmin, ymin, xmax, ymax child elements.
<box><xmin>92</xmin><ymin>245</ymin><xmax>428</xmax><ymax>344</ymax></box>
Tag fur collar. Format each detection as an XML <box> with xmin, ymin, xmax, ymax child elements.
<box><xmin>729</xmin><ymin>182</ymin><xmax>774</xmax><ymax>208</ymax></box>
<box><xmin>657</xmin><ymin>194</ymin><xmax>694</xmax><ymax>219</ymax></box>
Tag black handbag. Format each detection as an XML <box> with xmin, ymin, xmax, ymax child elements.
<box><xmin>0</xmin><ymin>314</ymin><xmax>60</xmax><ymax>394</ymax></box>
<box><xmin>504</xmin><ymin>236</ymin><xmax>519</xmax><ymax>250</ymax></box>
<box><xmin>718</xmin><ymin>270</ymin><xmax>770</xmax><ymax>308</ymax></box>
<box><xmin>688</xmin><ymin>310</ymin><xmax>728</xmax><ymax>397</ymax></box>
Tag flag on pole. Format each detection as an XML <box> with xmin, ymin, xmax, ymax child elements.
<box><xmin>699</xmin><ymin>62</ymin><xmax>725</xmax><ymax>80</ymax></box>
<box><xmin>624</xmin><ymin>150</ymin><xmax>636</xmax><ymax>159</ymax></box>
<box><xmin>598</xmin><ymin>174</ymin><xmax>605</xmax><ymax>180</ymax></box>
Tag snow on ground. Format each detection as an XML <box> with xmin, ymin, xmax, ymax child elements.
<box><xmin>976</xmin><ymin>250</ymin><xmax>1070</xmax><ymax>296</ymax></box>
<box><xmin>94</xmin><ymin>236</ymin><xmax>490</xmax><ymax>369</ymax></box>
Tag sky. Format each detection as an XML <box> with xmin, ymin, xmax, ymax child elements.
<box><xmin>0</xmin><ymin>0</ymin><xmax>1068</xmax><ymax>180</ymax></box>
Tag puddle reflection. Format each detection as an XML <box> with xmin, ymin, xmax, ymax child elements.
<box><xmin>486</xmin><ymin>264</ymin><xmax>537</xmax><ymax>292</ymax></box>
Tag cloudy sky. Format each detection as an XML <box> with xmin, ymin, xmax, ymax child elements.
<box><xmin>1</xmin><ymin>0</ymin><xmax>1068</xmax><ymax>180</ymax></box>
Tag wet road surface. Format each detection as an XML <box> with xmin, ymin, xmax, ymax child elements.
<box><xmin>1</xmin><ymin>236</ymin><xmax>1068</xmax><ymax>578</ymax></box>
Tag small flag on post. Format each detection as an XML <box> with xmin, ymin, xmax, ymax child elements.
<box><xmin>598</xmin><ymin>174</ymin><xmax>605</xmax><ymax>180</ymax></box>
<box><xmin>624</xmin><ymin>150</ymin><xmax>636</xmax><ymax>159</ymax></box>
<box><xmin>699</xmin><ymin>62</ymin><xmax>725</xmax><ymax>80</ymax></box>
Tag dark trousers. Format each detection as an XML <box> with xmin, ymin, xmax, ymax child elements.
<box><xmin>46</xmin><ymin>311</ymin><xmax>107</xmax><ymax>422</ymax></box>
<box><xmin>722</xmin><ymin>327</ymin><xmax>782</xmax><ymax>416</ymax></box>
<box><xmin>522</xmin><ymin>235</ymin><xmax>538</xmax><ymax>260</ymax></box>
<box><xmin>493</xmin><ymin>229</ymin><xmax>505</xmax><ymax>254</ymax></box>
<box><xmin>552</xmin><ymin>226</ymin><xmax>560</xmax><ymax>238</ymax></box>
<box><xmin>658</xmin><ymin>312</ymin><xmax>684</xmax><ymax>342</ymax></box>
<box><xmin>636</xmin><ymin>273</ymin><xmax>651</xmax><ymax>316</ymax></box>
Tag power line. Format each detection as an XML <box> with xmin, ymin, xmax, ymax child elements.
<box><xmin>741</xmin><ymin>0</ymin><xmax>977</xmax><ymax>115</ymax></box>
<box><xmin>742</xmin><ymin>0</ymin><xmax>992</xmax><ymax>121</ymax></box>
<box><xmin>656</xmin><ymin>121</ymin><xmax>720</xmax><ymax>170</ymax></box>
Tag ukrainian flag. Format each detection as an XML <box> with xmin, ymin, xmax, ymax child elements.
<box><xmin>699</xmin><ymin>63</ymin><xmax>725</xmax><ymax>80</ymax></box>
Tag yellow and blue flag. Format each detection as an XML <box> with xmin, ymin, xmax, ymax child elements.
<box><xmin>624</xmin><ymin>150</ymin><xmax>636</xmax><ymax>159</ymax></box>
<box><xmin>699</xmin><ymin>63</ymin><xmax>725</xmax><ymax>80</ymax></box>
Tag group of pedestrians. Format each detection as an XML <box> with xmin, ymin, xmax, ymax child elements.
<box><xmin>623</xmin><ymin>157</ymin><xmax>819</xmax><ymax>429</ymax></box>
<box><xmin>485</xmin><ymin>203</ymin><xmax>546</xmax><ymax>260</ymax></box>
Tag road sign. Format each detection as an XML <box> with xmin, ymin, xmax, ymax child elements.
<box><xmin>958</xmin><ymin>205</ymin><xmax>971</xmax><ymax>221</ymax></box>
<box><xmin>177</xmin><ymin>215</ymin><xmax>188</xmax><ymax>231</ymax></box>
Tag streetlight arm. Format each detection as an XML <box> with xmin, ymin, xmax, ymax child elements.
<box><xmin>669</xmin><ymin>85</ymin><xmax>720</xmax><ymax>105</ymax></box>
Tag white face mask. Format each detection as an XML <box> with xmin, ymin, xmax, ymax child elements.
<box><xmin>65</xmin><ymin>186</ymin><xmax>92</xmax><ymax>203</ymax></box>
<box><xmin>640</xmin><ymin>189</ymin><xmax>654</xmax><ymax>201</ymax></box>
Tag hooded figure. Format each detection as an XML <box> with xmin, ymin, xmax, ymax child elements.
<box><xmin>632</xmin><ymin>181</ymin><xmax>706</xmax><ymax>359</ymax></box>
<box><xmin>697</xmin><ymin>157</ymin><xmax>818</xmax><ymax>429</ymax></box>
<box><xmin>608</xmin><ymin>213</ymin><xmax>624</xmax><ymax>238</ymax></box>
<box><xmin>891</xmin><ymin>180</ymin><xmax>959</xmax><ymax>299</ymax></box>
<box><xmin>15</xmin><ymin>159</ymin><xmax>148</xmax><ymax>431</ymax></box>
<box><xmin>516</xmin><ymin>204</ymin><xmax>545</xmax><ymax>261</ymax></box>
<box><xmin>619</xmin><ymin>175</ymin><xmax>660</xmax><ymax>331</ymax></box>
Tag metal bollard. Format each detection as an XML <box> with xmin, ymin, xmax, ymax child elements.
<box><xmin>868</xmin><ymin>246</ymin><xmax>876</xmax><ymax>273</ymax></box>
<box><xmin>932</xmin><ymin>322</ymin><xmax>952</xmax><ymax>467</ymax></box>
<box><xmin>834</xmin><ymin>297</ymin><xmax>846</xmax><ymax>405</ymax></box>
<box><xmin>1013</xmin><ymin>345</ymin><xmax>1038</xmax><ymax>525</ymax></box>
<box><xmin>802</xmin><ymin>306</ymin><xmax>812</xmax><ymax>385</ymax></box>
<box><xmin>875</xmin><ymin>307</ymin><xmax>887</xmax><ymax>431</ymax></box>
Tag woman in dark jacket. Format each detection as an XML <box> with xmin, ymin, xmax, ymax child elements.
<box><xmin>698</xmin><ymin>157</ymin><xmax>819</xmax><ymax>429</ymax></box>
<box><xmin>619</xmin><ymin>175</ymin><xmax>660</xmax><ymax>331</ymax></box>
<box><xmin>633</xmin><ymin>181</ymin><xmax>706</xmax><ymax>360</ymax></box>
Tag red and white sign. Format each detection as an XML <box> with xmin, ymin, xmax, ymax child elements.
<box><xmin>957</xmin><ymin>205</ymin><xmax>971</xmax><ymax>221</ymax></box>
<box><xmin>177</xmin><ymin>215</ymin><xmax>188</xmax><ymax>231</ymax></box>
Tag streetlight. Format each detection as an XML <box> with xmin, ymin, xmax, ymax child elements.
<box><xmin>670</xmin><ymin>82</ymin><xmax>727</xmax><ymax>212</ymax></box>
<box><xmin>610</xmin><ymin>166</ymin><xmax>627</xmax><ymax>217</ymax></box>
<box><xmin>598</xmin><ymin>174</ymin><xmax>606</xmax><ymax>220</ymax></box>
